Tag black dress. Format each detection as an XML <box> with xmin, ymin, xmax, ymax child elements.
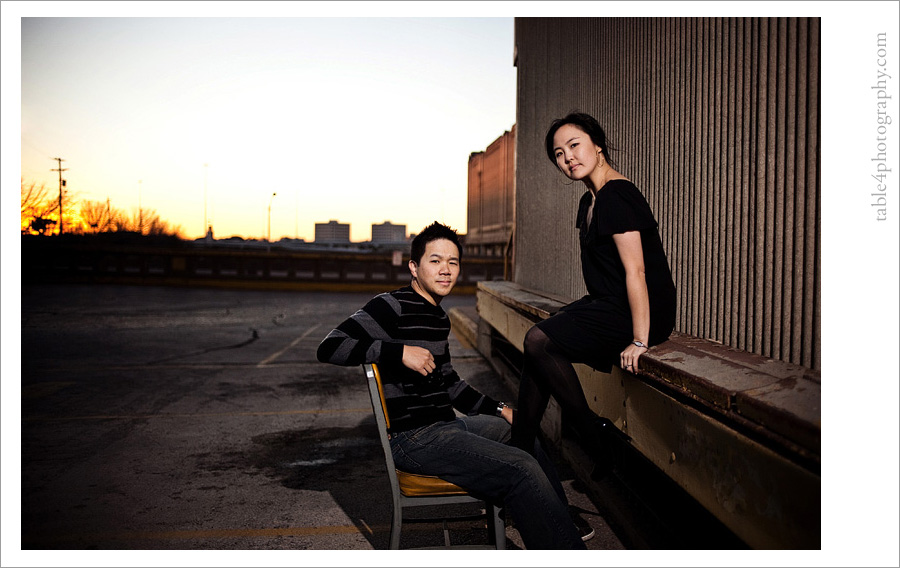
<box><xmin>535</xmin><ymin>179</ymin><xmax>677</xmax><ymax>372</ymax></box>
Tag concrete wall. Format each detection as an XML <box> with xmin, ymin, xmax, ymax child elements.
<box><xmin>513</xmin><ymin>17</ymin><xmax>821</xmax><ymax>369</ymax></box>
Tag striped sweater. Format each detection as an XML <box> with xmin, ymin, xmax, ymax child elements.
<box><xmin>316</xmin><ymin>286</ymin><xmax>500</xmax><ymax>433</ymax></box>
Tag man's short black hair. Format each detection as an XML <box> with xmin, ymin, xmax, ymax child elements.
<box><xmin>410</xmin><ymin>222</ymin><xmax>462</xmax><ymax>265</ymax></box>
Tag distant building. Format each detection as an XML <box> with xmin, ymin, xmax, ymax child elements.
<box><xmin>371</xmin><ymin>221</ymin><xmax>408</xmax><ymax>244</ymax></box>
<box><xmin>466</xmin><ymin>125</ymin><xmax>515</xmax><ymax>257</ymax></box>
<box><xmin>315</xmin><ymin>220</ymin><xmax>351</xmax><ymax>244</ymax></box>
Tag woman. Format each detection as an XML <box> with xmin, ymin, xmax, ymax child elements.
<box><xmin>510</xmin><ymin>112</ymin><xmax>677</xmax><ymax>479</ymax></box>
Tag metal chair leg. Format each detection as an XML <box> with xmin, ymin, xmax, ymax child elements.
<box><xmin>491</xmin><ymin>505</ymin><xmax>506</xmax><ymax>550</ymax></box>
<box><xmin>442</xmin><ymin>520</ymin><xmax>451</xmax><ymax>547</ymax></box>
<box><xmin>390</xmin><ymin>502</ymin><xmax>402</xmax><ymax>549</ymax></box>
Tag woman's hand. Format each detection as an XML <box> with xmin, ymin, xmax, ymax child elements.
<box><xmin>620</xmin><ymin>341</ymin><xmax>648</xmax><ymax>373</ymax></box>
<box><xmin>402</xmin><ymin>345</ymin><xmax>435</xmax><ymax>376</ymax></box>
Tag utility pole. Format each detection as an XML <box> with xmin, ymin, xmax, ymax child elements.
<box><xmin>268</xmin><ymin>192</ymin><xmax>277</xmax><ymax>242</ymax></box>
<box><xmin>51</xmin><ymin>157</ymin><xmax>67</xmax><ymax>235</ymax></box>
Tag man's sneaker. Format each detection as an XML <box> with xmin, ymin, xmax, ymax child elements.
<box><xmin>501</xmin><ymin>506</ymin><xmax>595</xmax><ymax>542</ymax></box>
<box><xmin>572</xmin><ymin>512</ymin><xmax>595</xmax><ymax>542</ymax></box>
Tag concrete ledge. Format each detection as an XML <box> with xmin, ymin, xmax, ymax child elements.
<box><xmin>474</xmin><ymin>280</ymin><xmax>821</xmax><ymax>549</ymax></box>
<box><xmin>448</xmin><ymin>305</ymin><xmax>479</xmax><ymax>349</ymax></box>
<box><xmin>477</xmin><ymin>280</ymin><xmax>821</xmax><ymax>460</ymax></box>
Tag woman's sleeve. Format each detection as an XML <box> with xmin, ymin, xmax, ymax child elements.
<box><xmin>595</xmin><ymin>182</ymin><xmax>658</xmax><ymax>235</ymax></box>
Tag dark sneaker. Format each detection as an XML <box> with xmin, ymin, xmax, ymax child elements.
<box><xmin>572</xmin><ymin>512</ymin><xmax>595</xmax><ymax>542</ymax></box>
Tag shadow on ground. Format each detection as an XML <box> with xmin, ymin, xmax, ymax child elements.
<box><xmin>214</xmin><ymin>418</ymin><xmax>510</xmax><ymax>549</ymax></box>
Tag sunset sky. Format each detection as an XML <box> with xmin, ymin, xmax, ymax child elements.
<box><xmin>18</xmin><ymin>14</ymin><xmax>517</xmax><ymax>242</ymax></box>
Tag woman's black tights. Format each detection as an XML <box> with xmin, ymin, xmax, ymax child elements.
<box><xmin>510</xmin><ymin>326</ymin><xmax>601</xmax><ymax>456</ymax></box>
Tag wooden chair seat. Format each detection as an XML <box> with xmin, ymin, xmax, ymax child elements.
<box><xmin>396</xmin><ymin>470</ymin><xmax>470</xmax><ymax>497</ymax></box>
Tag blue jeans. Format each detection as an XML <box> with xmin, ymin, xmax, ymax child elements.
<box><xmin>390</xmin><ymin>415</ymin><xmax>586</xmax><ymax>550</ymax></box>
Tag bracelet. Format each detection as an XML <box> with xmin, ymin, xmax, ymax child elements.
<box><xmin>496</xmin><ymin>402</ymin><xmax>508</xmax><ymax>416</ymax></box>
<box><xmin>633</xmin><ymin>340</ymin><xmax>649</xmax><ymax>349</ymax></box>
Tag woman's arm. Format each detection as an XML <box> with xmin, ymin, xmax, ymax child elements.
<box><xmin>612</xmin><ymin>230</ymin><xmax>650</xmax><ymax>371</ymax></box>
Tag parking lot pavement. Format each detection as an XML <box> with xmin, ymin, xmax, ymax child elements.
<box><xmin>16</xmin><ymin>284</ymin><xmax>621</xmax><ymax>560</ymax></box>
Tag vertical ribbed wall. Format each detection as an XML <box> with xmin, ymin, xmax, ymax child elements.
<box><xmin>514</xmin><ymin>17</ymin><xmax>820</xmax><ymax>369</ymax></box>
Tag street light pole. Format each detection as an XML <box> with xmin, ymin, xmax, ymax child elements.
<box><xmin>138</xmin><ymin>180</ymin><xmax>143</xmax><ymax>235</ymax></box>
<box><xmin>268</xmin><ymin>192</ymin><xmax>277</xmax><ymax>242</ymax></box>
<box><xmin>203</xmin><ymin>163</ymin><xmax>209</xmax><ymax>238</ymax></box>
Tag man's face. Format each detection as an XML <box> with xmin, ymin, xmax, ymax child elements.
<box><xmin>409</xmin><ymin>238</ymin><xmax>460</xmax><ymax>305</ymax></box>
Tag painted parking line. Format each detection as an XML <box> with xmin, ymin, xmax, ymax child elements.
<box><xmin>21</xmin><ymin>520</ymin><xmax>492</xmax><ymax>545</ymax></box>
<box><xmin>26</xmin><ymin>362</ymin><xmax>320</xmax><ymax>373</ymax></box>
<box><xmin>22</xmin><ymin>524</ymin><xmax>368</xmax><ymax>545</ymax></box>
<box><xmin>257</xmin><ymin>324</ymin><xmax>321</xmax><ymax>368</ymax></box>
<box><xmin>22</xmin><ymin>407</ymin><xmax>370</xmax><ymax>423</ymax></box>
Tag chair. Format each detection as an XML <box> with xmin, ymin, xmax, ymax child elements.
<box><xmin>363</xmin><ymin>363</ymin><xmax>506</xmax><ymax>549</ymax></box>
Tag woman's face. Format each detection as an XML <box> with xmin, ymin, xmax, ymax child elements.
<box><xmin>552</xmin><ymin>124</ymin><xmax>603</xmax><ymax>181</ymax></box>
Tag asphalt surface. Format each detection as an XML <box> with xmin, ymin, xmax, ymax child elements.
<box><xmin>16</xmin><ymin>284</ymin><xmax>623</xmax><ymax>561</ymax></box>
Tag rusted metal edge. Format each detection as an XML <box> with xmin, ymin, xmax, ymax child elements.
<box><xmin>636</xmin><ymin>364</ymin><xmax>821</xmax><ymax>474</ymax></box>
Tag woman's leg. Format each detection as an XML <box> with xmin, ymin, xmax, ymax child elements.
<box><xmin>512</xmin><ymin>326</ymin><xmax>592</xmax><ymax>451</ymax></box>
<box><xmin>511</xmin><ymin>326</ymin><xmax>622</xmax><ymax>475</ymax></box>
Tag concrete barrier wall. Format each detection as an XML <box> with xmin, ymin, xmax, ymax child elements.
<box><xmin>20</xmin><ymin>239</ymin><xmax>505</xmax><ymax>294</ymax></box>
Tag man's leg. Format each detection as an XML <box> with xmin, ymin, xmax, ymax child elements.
<box><xmin>390</xmin><ymin>417</ymin><xmax>585</xmax><ymax>550</ymax></box>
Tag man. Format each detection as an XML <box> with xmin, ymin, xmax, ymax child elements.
<box><xmin>316</xmin><ymin>222</ymin><xmax>589</xmax><ymax>549</ymax></box>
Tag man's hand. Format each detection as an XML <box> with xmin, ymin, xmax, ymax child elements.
<box><xmin>402</xmin><ymin>345</ymin><xmax>435</xmax><ymax>376</ymax></box>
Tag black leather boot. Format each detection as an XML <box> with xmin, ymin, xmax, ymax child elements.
<box><xmin>584</xmin><ymin>415</ymin><xmax>631</xmax><ymax>481</ymax></box>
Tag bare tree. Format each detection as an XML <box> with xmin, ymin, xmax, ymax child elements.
<box><xmin>103</xmin><ymin>205</ymin><xmax>127</xmax><ymax>232</ymax></box>
<box><xmin>21</xmin><ymin>180</ymin><xmax>59</xmax><ymax>235</ymax></box>
<box><xmin>80</xmin><ymin>200</ymin><xmax>110</xmax><ymax>233</ymax></box>
<box><xmin>124</xmin><ymin>208</ymin><xmax>183</xmax><ymax>238</ymax></box>
<box><xmin>126</xmin><ymin>207</ymin><xmax>145</xmax><ymax>234</ymax></box>
<box><xmin>24</xmin><ymin>180</ymin><xmax>184</xmax><ymax>239</ymax></box>
<box><xmin>144</xmin><ymin>212</ymin><xmax>184</xmax><ymax>237</ymax></box>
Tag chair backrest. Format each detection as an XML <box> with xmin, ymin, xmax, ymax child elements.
<box><xmin>364</xmin><ymin>363</ymin><xmax>401</xmax><ymax>480</ymax></box>
<box><xmin>367</xmin><ymin>363</ymin><xmax>391</xmax><ymax>430</ymax></box>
